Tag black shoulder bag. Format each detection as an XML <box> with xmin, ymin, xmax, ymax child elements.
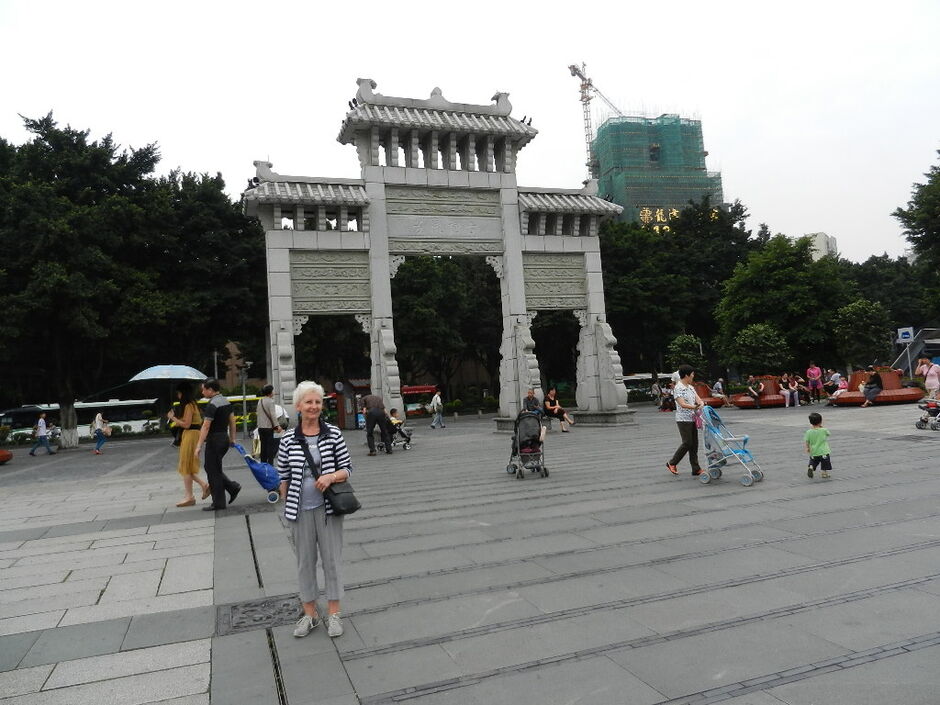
<box><xmin>296</xmin><ymin>427</ymin><xmax>361</xmax><ymax>515</ymax></box>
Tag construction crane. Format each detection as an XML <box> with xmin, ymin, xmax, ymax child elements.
<box><xmin>568</xmin><ymin>63</ymin><xmax>624</xmax><ymax>179</ymax></box>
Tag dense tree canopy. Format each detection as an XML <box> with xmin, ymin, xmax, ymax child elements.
<box><xmin>390</xmin><ymin>256</ymin><xmax>501</xmax><ymax>395</ymax></box>
<box><xmin>831</xmin><ymin>298</ymin><xmax>894</xmax><ymax>371</ymax></box>
<box><xmin>894</xmin><ymin>151</ymin><xmax>940</xmax><ymax>270</ymax></box>
<box><xmin>715</xmin><ymin>236</ymin><xmax>858</xmax><ymax>367</ymax></box>
<box><xmin>0</xmin><ymin>114</ymin><xmax>265</xmax><ymax>442</ymax></box>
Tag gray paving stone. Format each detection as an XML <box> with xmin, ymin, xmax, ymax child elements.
<box><xmin>0</xmin><ymin>663</ymin><xmax>53</xmax><ymax>698</ymax></box>
<box><xmin>607</xmin><ymin>620</ymin><xmax>850</xmax><ymax>699</ymax></box>
<box><xmin>38</xmin><ymin>521</ymin><xmax>108</xmax><ymax>539</ymax></box>
<box><xmin>158</xmin><ymin>555</ymin><xmax>213</xmax><ymax>595</ymax></box>
<box><xmin>210</xmin><ymin>632</ymin><xmax>278</xmax><ymax>705</ymax></box>
<box><xmin>439</xmin><ymin>606</ymin><xmax>656</xmax><ymax>674</ymax></box>
<box><xmin>0</xmin><ymin>631</ymin><xmax>41</xmax><ymax>672</ymax></box>
<box><xmin>20</xmin><ymin>617</ymin><xmax>131</xmax><ymax>668</ymax></box>
<box><xmin>100</xmin><ymin>569</ymin><xmax>162</xmax><ymax>603</ymax></box>
<box><xmin>5</xmin><ymin>663</ymin><xmax>208</xmax><ymax>705</ymax></box>
<box><xmin>59</xmin><ymin>589</ymin><xmax>211</xmax><ymax>627</ymax></box>
<box><xmin>352</xmin><ymin>589</ymin><xmax>543</xmax><ymax>647</ymax></box>
<box><xmin>44</xmin><ymin>638</ymin><xmax>208</xmax><ymax>689</ymax></box>
<box><xmin>343</xmin><ymin>644</ymin><xmax>462</xmax><ymax>698</ymax></box>
<box><xmin>212</xmin><ymin>515</ymin><xmax>263</xmax><ymax>605</ymax></box>
<box><xmin>122</xmin><ymin>606</ymin><xmax>215</xmax><ymax>651</ymax></box>
<box><xmin>0</xmin><ymin>610</ymin><xmax>63</xmax><ymax>637</ymax></box>
<box><xmin>0</xmin><ymin>528</ymin><xmax>47</xmax><ymax>544</ymax></box>
<box><xmin>766</xmin><ymin>643</ymin><xmax>940</xmax><ymax>704</ymax></box>
<box><xmin>271</xmin><ymin>624</ymin><xmax>355</xmax><ymax>703</ymax></box>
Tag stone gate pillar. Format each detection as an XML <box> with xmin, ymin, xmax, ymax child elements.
<box><xmin>495</xmin><ymin>187</ymin><xmax>542</xmax><ymax>420</ymax></box>
<box><xmin>363</xmin><ymin>180</ymin><xmax>404</xmax><ymax>414</ymax></box>
<box><xmin>572</xmin><ymin>255</ymin><xmax>631</xmax><ymax>423</ymax></box>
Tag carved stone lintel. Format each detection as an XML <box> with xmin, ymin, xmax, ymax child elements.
<box><xmin>573</xmin><ymin>309</ymin><xmax>588</xmax><ymax>327</ymax></box>
<box><xmin>389</xmin><ymin>256</ymin><xmax>406</xmax><ymax>278</ymax></box>
<box><xmin>354</xmin><ymin>314</ymin><xmax>372</xmax><ymax>334</ymax></box>
<box><xmin>485</xmin><ymin>255</ymin><xmax>504</xmax><ymax>279</ymax></box>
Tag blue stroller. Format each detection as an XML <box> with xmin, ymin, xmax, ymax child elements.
<box><xmin>700</xmin><ymin>406</ymin><xmax>764</xmax><ymax>487</ymax></box>
<box><xmin>233</xmin><ymin>444</ymin><xmax>281</xmax><ymax>503</ymax></box>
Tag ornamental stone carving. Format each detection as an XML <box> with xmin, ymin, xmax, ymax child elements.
<box><xmin>485</xmin><ymin>255</ymin><xmax>504</xmax><ymax>279</ymax></box>
<box><xmin>292</xmin><ymin>316</ymin><xmax>308</xmax><ymax>335</ymax></box>
<box><xmin>354</xmin><ymin>314</ymin><xmax>371</xmax><ymax>334</ymax></box>
<box><xmin>523</xmin><ymin>252</ymin><xmax>587</xmax><ymax>311</ymax></box>
<box><xmin>387</xmin><ymin>239</ymin><xmax>503</xmax><ymax>255</ymax></box>
<box><xmin>389</xmin><ymin>256</ymin><xmax>405</xmax><ymax>278</ymax></box>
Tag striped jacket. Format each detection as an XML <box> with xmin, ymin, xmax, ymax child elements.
<box><xmin>276</xmin><ymin>422</ymin><xmax>353</xmax><ymax>521</ymax></box>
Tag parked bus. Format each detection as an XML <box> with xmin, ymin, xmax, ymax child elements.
<box><xmin>0</xmin><ymin>398</ymin><xmax>161</xmax><ymax>441</ymax></box>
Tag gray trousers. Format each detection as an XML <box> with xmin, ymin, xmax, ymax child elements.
<box><xmin>291</xmin><ymin>505</ymin><xmax>344</xmax><ymax>603</ymax></box>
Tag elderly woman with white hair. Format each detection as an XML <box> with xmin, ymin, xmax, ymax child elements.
<box><xmin>277</xmin><ymin>380</ymin><xmax>353</xmax><ymax>639</ymax></box>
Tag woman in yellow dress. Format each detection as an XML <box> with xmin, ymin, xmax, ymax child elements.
<box><xmin>166</xmin><ymin>382</ymin><xmax>211</xmax><ymax>507</ymax></box>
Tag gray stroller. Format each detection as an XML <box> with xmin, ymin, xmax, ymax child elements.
<box><xmin>506</xmin><ymin>411</ymin><xmax>548</xmax><ymax>479</ymax></box>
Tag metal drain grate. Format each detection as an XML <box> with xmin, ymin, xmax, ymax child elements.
<box><xmin>217</xmin><ymin>594</ymin><xmax>300</xmax><ymax>636</ymax></box>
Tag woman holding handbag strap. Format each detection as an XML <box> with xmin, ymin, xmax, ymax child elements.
<box><xmin>277</xmin><ymin>380</ymin><xmax>353</xmax><ymax>639</ymax></box>
<box><xmin>166</xmin><ymin>382</ymin><xmax>211</xmax><ymax>507</ymax></box>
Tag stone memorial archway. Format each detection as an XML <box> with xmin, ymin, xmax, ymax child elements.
<box><xmin>244</xmin><ymin>79</ymin><xmax>634</xmax><ymax>426</ymax></box>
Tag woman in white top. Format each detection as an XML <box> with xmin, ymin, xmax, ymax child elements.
<box><xmin>92</xmin><ymin>412</ymin><xmax>109</xmax><ymax>455</ymax></box>
<box><xmin>666</xmin><ymin>365</ymin><xmax>705</xmax><ymax>476</ymax></box>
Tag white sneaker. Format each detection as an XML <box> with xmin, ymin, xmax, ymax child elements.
<box><xmin>326</xmin><ymin>613</ymin><xmax>344</xmax><ymax>638</ymax></box>
<box><xmin>293</xmin><ymin>614</ymin><xmax>320</xmax><ymax>638</ymax></box>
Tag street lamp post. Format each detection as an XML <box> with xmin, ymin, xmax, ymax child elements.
<box><xmin>240</xmin><ymin>361</ymin><xmax>253</xmax><ymax>440</ymax></box>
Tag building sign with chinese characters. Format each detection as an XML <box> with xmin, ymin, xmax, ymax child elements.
<box><xmin>637</xmin><ymin>206</ymin><xmax>721</xmax><ymax>233</ymax></box>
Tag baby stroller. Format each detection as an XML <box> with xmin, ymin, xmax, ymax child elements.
<box><xmin>915</xmin><ymin>400</ymin><xmax>940</xmax><ymax>430</ymax></box>
<box><xmin>233</xmin><ymin>444</ymin><xmax>281</xmax><ymax>503</ymax></box>
<box><xmin>506</xmin><ymin>411</ymin><xmax>547</xmax><ymax>479</ymax></box>
<box><xmin>376</xmin><ymin>417</ymin><xmax>413</xmax><ymax>451</ymax></box>
<box><xmin>700</xmin><ymin>406</ymin><xmax>763</xmax><ymax>487</ymax></box>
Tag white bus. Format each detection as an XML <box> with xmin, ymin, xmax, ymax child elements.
<box><xmin>0</xmin><ymin>399</ymin><xmax>161</xmax><ymax>441</ymax></box>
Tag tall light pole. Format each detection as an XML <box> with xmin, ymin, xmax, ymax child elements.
<box><xmin>240</xmin><ymin>361</ymin><xmax>253</xmax><ymax>440</ymax></box>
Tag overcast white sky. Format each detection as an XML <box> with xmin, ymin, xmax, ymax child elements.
<box><xmin>2</xmin><ymin>0</ymin><xmax>938</xmax><ymax>262</ymax></box>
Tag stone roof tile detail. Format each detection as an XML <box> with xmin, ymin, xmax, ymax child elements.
<box><xmin>244</xmin><ymin>181</ymin><xmax>370</xmax><ymax>207</ymax></box>
<box><xmin>338</xmin><ymin>105</ymin><xmax>537</xmax><ymax>145</ymax></box>
<box><xmin>518</xmin><ymin>191</ymin><xmax>622</xmax><ymax>216</ymax></box>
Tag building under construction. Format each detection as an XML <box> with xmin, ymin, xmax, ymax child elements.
<box><xmin>593</xmin><ymin>114</ymin><xmax>724</xmax><ymax>228</ymax></box>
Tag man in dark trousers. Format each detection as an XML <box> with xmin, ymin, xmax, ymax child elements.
<box><xmin>361</xmin><ymin>392</ymin><xmax>393</xmax><ymax>456</ymax></box>
<box><xmin>195</xmin><ymin>378</ymin><xmax>241</xmax><ymax>511</ymax></box>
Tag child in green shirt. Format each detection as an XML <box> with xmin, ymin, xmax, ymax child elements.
<box><xmin>804</xmin><ymin>412</ymin><xmax>832</xmax><ymax>479</ymax></box>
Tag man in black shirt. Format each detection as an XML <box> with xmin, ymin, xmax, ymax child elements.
<box><xmin>361</xmin><ymin>393</ymin><xmax>393</xmax><ymax>456</ymax></box>
<box><xmin>195</xmin><ymin>378</ymin><xmax>241</xmax><ymax>511</ymax></box>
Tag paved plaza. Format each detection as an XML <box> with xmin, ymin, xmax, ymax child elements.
<box><xmin>1</xmin><ymin>402</ymin><xmax>939</xmax><ymax>704</ymax></box>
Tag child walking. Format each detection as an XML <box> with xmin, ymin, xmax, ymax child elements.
<box><xmin>804</xmin><ymin>412</ymin><xmax>832</xmax><ymax>479</ymax></box>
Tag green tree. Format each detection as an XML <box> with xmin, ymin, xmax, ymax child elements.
<box><xmin>664</xmin><ymin>334</ymin><xmax>706</xmax><ymax>372</ymax></box>
<box><xmin>894</xmin><ymin>151</ymin><xmax>940</xmax><ymax>270</ymax></box>
<box><xmin>664</xmin><ymin>199</ymin><xmax>761</xmax><ymax>354</ymax></box>
<box><xmin>715</xmin><ymin>236</ymin><xmax>857</xmax><ymax>366</ymax></box>
<box><xmin>722</xmin><ymin>323</ymin><xmax>791</xmax><ymax>374</ymax></box>
<box><xmin>831</xmin><ymin>298</ymin><xmax>894</xmax><ymax>371</ymax></box>
<box><xmin>0</xmin><ymin>114</ymin><xmax>266</xmax><ymax>445</ymax></box>
<box><xmin>600</xmin><ymin>221</ymin><xmax>683</xmax><ymax>371</ymax></box>
<box><xmin>390</xmin><ymin>256</ymin><xmax>501</xmax><ymax>394</ymax></box>
<box><xmin>849</xmin><ymin>254</ymin><xmax>933</xmax><ymax>330</ymax></box>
